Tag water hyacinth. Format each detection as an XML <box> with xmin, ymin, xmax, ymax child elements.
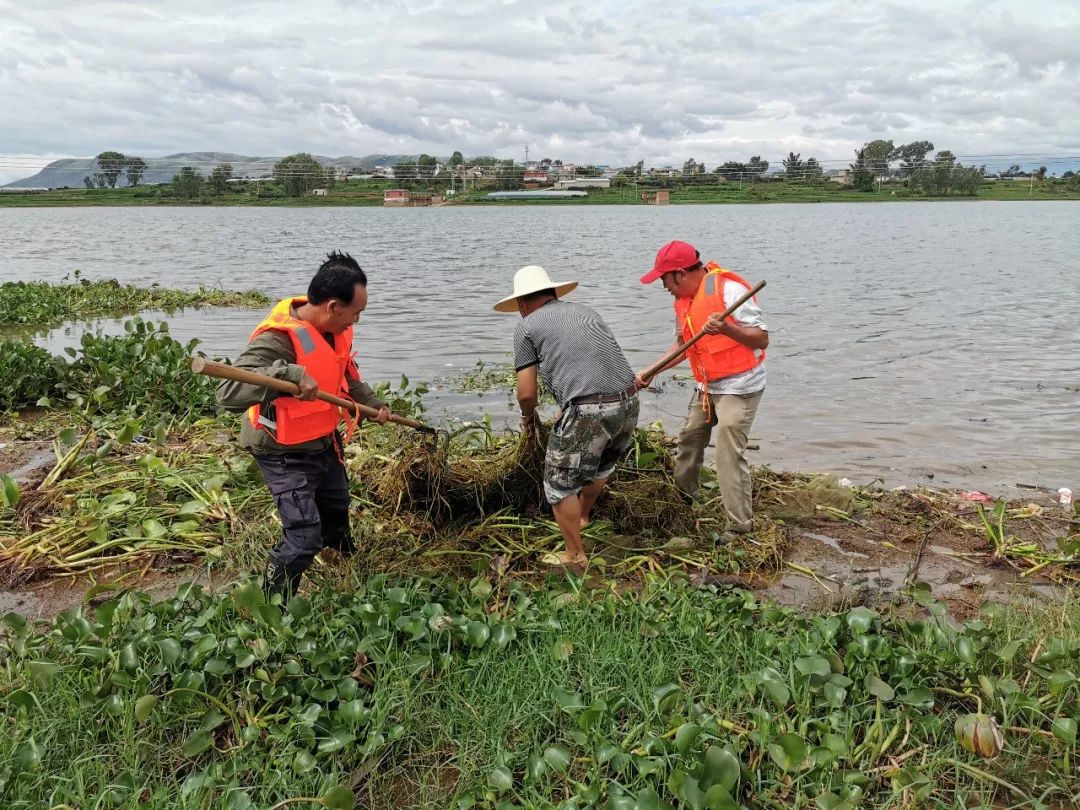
<box><xmin>0</xmin><ymin>276</ymin><xmax>267</xmax><ymax>328</ymax></box>
<box><xmin>3</xmin><ymin>579</ymin><xmax>1079</xmax><ymax>808</ymax></box>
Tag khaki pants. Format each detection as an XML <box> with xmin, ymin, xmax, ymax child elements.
<box><xmin>674</xmin><ymin>389</ymin><xmax>763</xmax><ymax>533</ymax></box>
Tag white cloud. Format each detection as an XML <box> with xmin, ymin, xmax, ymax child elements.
<box><xmin>0</xmin><ymin>0</ymin><xmax>1078</xmax><ymax>180</ymax></box>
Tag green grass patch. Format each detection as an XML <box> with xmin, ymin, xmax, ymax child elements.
<box><xmin>0</xmin><ymin>276</ymin><xmax>268</xmax><ymax>327</ymax></box>
<box><xmin>2</xmin><ymin>178</ymin><xmax>1077</xmax><ymax>207</ymax></box>
<box><xmin>0</xmin><ymin>182</ymin><xmax>390</xmax><ymax>207</ymax></box>
<box><xmin>1</xmin><ymin>577</ymin><xmax>1078</xmax><ymax>808</ymax></box>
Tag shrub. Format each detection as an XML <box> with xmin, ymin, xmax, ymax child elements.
<box><xmin>62</xmin><ymin>318</ymin><xmax>215</xmax><ymax>420</ymax></box>
<box><xmin>0</xmin><ymin>339</ymin><xmax>66</xmax><ymax>410</ymax></box>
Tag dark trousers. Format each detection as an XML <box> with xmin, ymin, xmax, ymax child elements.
<box><xmin>254</xmin><ymin>445</ymin><xmax>353</xmax><ymax>574</ymax></box>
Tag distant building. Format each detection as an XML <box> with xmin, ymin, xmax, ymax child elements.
<box><xmin>383</xmin><ymin>189</ymin><xmax>443</xmax><ymax>206</ymax></box>
<box><xmin>554</xmin><ymin>178</ymin><xmax>610</xmax><ymax>190</ymax></box>
<box><xmin>827</xmin><ymin>169</ymin><xmax>851</xmax><ymax>185</ymax></box>
<box><xmin>523</xmin><ymin>170</ymin><xmax>550</xmax><ymax>184</ymax></box>
<box><xmin>486</xmin><ymin>190</ymin><xmax>588</xmax><ymax>200</ymax></box>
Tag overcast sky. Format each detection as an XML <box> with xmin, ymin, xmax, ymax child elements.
<box><xmin>1</xmin><ymin>0</ymin><xmax>1078</xmax><ymax>183</ymax></box>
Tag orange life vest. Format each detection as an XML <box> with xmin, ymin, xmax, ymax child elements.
<box><xmin>673</xmin><ymin>262</ymin><xmax>765</xmax><ymax>385</ymax></box>
<box><xmin>245</xmin><ymin>297</ymin><xmax>356</xmax><ymax>445</ymax></box>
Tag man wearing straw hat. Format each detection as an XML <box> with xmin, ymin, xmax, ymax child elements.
<box><xmin>636</xmin><ymin>240</ymin><xmax>768</xmax><ymax>537</ymax></box>
<box><xmin>495</xmin><ymin>265</ymin><xmax>640</xmax><ymax>572</ymax></box>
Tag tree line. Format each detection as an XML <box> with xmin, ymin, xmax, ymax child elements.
<box><xmin>80</xmin><ymin>146</ymin><xmax>1078</xmax><ymax>200</ymax></box>
<box><xmin>650</xmin><ymin>141</ymin><xmax>1000</xmax><ymax>196</ymax></box>
<box><xmin>170</xmin><ymin>163</ymin><xmax>238</xmax><ymax>200</ymax></box>
<box><xmin>169</xmin><ymin>153</ymin><xmax>337</xmax><ymax>200</ymax></box>
<box><xmin>848</xmin><ymin>140</ymin><xmax>984</xmax><ymax>196</ymax></box>
<box><xmin>83</xmin><ymin>152</ymin><xmax>147</xmax><ymax>188</ymax></box>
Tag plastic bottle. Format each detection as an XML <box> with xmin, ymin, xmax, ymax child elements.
<box><xmin>1058</xmin><ymin>487</ymin><xmax>1072</xmax><ymax>507</ymax></box>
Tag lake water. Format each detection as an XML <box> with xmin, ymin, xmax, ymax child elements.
<box><xmin>1</xmin><ymin>202</ymin><xmax>1078</xmax><ymax>493</ymax></box>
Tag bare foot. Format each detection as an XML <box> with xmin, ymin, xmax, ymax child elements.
<box><xmin>556</xmin><ymin>551</ymin><xmax>588</xmax><ymax>575</ymax></box>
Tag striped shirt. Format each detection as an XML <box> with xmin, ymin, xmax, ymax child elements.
<box><xmin>514</xmin><ymin>299</ymin><xmax>635</xmax><ymax>407</ymax></box>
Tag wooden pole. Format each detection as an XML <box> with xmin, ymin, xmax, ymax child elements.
<box><xmin>639</xmin><ymin>280</ymin><xmax>766</xmax><ymax>384</ymax></box>
<box><xmin>190</xmin><ymin>357</ymin><xmax>434</xmax><ymax>433</ymax></box>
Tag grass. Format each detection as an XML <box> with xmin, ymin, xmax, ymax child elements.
<box><xmin>2</xmin><ymin>178</ymin><xmax>1077</xmax><ymax>207</ymax></box>
<box><xmin>1</xmin><ymin>576</ymin><xmax>1078</xmax><ymax>808</ymax></box>
<box><xmin>0</xmin><ymin>276</ymin><xmax>268</xmax><ymax>327</ymax></box>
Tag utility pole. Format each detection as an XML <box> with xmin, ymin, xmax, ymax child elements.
<box><xmin>525</xmin><ymin>145</ymin><xmax>529</xmax><ymax>166</ymax></box>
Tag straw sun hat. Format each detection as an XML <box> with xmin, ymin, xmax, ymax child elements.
<box><xmin>493</xmin><ymin>265</ymin><xmax>579</xmax><ymax>313</ymax></box>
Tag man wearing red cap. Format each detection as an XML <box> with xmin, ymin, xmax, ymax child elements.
<box><xmin>637</xmin><ymin>241</ymin><xmax>768</xmax><ymax>535</ymax></box>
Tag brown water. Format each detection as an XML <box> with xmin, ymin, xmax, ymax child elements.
<box><xmin>1</xmin><ymin>202</ymin><xmax>1078</xmax><ymax>493</ymax></box>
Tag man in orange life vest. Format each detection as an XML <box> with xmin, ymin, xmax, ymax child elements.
<box><xmin>636</xmin><ymin>240</ymin><xmax>768</xmax><ymax>535</ymax></box>
<box><xmin>216</xmin><ymin>252</ymin><xmax>390</xmax><ymax>598</ymax></box>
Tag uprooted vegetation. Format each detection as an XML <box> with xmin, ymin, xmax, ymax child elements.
<box><xmin>0</xmin><ymin>408</ymin><xmax>773</xmax><ymax>587</ymax></box>
<box><xmin>3</xmin><ymin>398</ymin><xmax>1078</xmax><ymax>602</ymax></box>
<box><xmin>0</xmin><ymin>315</ymin><xmax>1077</xmax><ymax>593</ymax></box>
<box><xmin>0</xmin><ymin>317</ymin><xmax>777</xmax><ymax>583</ymax></box>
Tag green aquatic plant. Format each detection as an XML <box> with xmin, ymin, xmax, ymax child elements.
<box><xmin>1</xmin><ymin>579</ymin><xmax>1078</xmax><ymax>808</ymax></box>
<box><xmin>0</xmin><ymin>340</ymin><xmax>66</xmax><ymax>411</ymax></box>
<box><xmin>60</xmin><ymin>317</ymin><xmax>218</xmax><ymax>420</ymax></box>
<box><xmin>1</xmin><ymin>317</ymin><xmax>220</xmax><ymax>420</ymax></box>
<box><xmin>0</xmin><ymin>275</ymin><xmax>268</xmax><ymax>327</ymax></box>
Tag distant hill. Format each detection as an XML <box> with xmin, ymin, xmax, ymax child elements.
<box><xmin>3</xmin><ymin>153</ymin><xmax>427</xmax><ymax>188</ymax></box>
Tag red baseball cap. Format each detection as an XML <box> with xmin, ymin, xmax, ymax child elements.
<box><xmin>640</xmin><ymin>240</ymin><xmax>700</xmax><ymax>284</ymax></box>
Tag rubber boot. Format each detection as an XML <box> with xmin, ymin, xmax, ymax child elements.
<box><xmin>263</xmin><ymin>558</ymin><xmax>303</xmax><ymax>602</ymax></box>
<box><xmin>321</xmin><ymin>514</ymin><xmax>355</xmax><ymax>555</ymax></box>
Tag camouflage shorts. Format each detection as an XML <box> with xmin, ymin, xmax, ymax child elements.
<box><xmin>544</xmin><ymin>395</ymin><xmax>640</xmax><ymax>504</ymax></box>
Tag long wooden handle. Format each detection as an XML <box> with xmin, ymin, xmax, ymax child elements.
<box><xmin>640</xmin><ymin>279</ymin><xmax>766</xmax><ymax>383</ymax></box>
<box><xmin>190</xmin><ymin>357</ymin><xmax>434</xmax><ymax>433</ymax></box>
